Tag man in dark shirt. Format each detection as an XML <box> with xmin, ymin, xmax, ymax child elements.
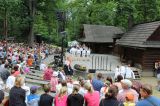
<box><xmin>39</xmin><ymin>84</ymin><xmax>53</xmax><ymax>106</ymax></box>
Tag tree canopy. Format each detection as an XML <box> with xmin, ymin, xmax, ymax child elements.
<box><xmin>0</xmin><ymin>0</ymin><xmax>160</xmax><ymax>45</ymax></box>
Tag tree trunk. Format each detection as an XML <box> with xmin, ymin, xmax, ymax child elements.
<box><xmin>28</xmin><ymin>0</ymin><xmax>36</xmax><ymax>47</ymax></box>
<box><xmin>4</xmin><ymin>8</ymin><xmax>7</xmax><ymax>40</ymax></box>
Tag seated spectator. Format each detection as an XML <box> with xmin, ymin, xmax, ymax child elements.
<box><xmin>27</xmin><ymin>86</ymin><xmax>40</xmax><ymax>106</ymax></box>
<box><xmin>39</xmin><ymin>84</ymin><xmax>53</xmax><ymax>106</ymax></box>
<box><xmin>67</xmin><ymin>82</ymin><xmax>84</xmax><ymax>106</ymax></box>
<box><xmin>40</xmin><ymin>62</ymin><xmax>47</xmax><ymax>71</ymax></box>
<box><xmin>136</xmin><ymin>84</ymin><xmax>160</xmax><ymax>106</ymax></box>
<box><xmin>12</xmin><ymin>65</ymin><xmax>20</xmax><ymax>77</ymax></box>
<box><xmin>27</xmin><ymin>55</ymin><xmax>34</xmax><ymax>67</ymax></box>
<box><xmin>124</xmin><ymin>92</ymin><xmax>135</xmax><ymax>106</ymax></box>
<box><xmin>117</xmin><ymin>79</ymin><xmax>139</xmax><ymax>103</ymax></box>
<box><xmin>84</xmin><ymin>82</ymin><xmax>100</xmax><ymax>106</ymax></box>
<box><xmin>54</xmin><ymin>87</ymin><xmax>68</xmax><ymax>106</ymax></box>
<box><xmin>43</xmin><ymin>65</ymin><xmax>53</xmax><ymax>80</ymax></box>
<box><xmin>9</xmin><ymin>76</ymin><xmax>27</xmax><ymax>106</ymax></box>
<box><xmin>99</xmin><ymin>85</ymin><xmax>124</xmax><ymax>106</ymax></box>
<box><xmin>92</xmin><ymin>73</ymin><xmax>104</xmax><ymax>92</ymax></box>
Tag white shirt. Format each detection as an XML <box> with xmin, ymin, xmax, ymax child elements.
<box><xmin>6</xmin><ymin>75</ymin><xmax>16</xmax><ymax>89</ymax></box>
<box><xmin>40</xmin><ymin>63</ymin><xmax>47</xmax><ymax>71</ymax></box>
<box><xmin>125</xmin><ymin>67</ymin><xmax>135</xmax><ymax>79</ymax></box>
<box><xmin>120</xmin><ymin>66</ymin><xmax>126</xmax><ymax>78</ymax></box>
<box><xmin>114</xmin><ymin>67</ymin><xmax>121</xmax><ymax>78</ymax></box>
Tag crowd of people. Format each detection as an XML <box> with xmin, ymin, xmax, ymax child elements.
<box><xmin>0</xmin><ymin>40</ymin><xmax>160</xmax><ymax>106</ymax></box>
<box><xmin>114</xmin><ymin>64</ymin><xmax>135</xmax><ymax>80</ymax></box>
<box><xmin>1</xmin><ymin>68</ymin><xmax>160</xmax><ymax>106</ymax></box>
<box><xmin>68</xmin><ymin>44</ymin><xmax>91</xmax><ymax>57</ymax></box>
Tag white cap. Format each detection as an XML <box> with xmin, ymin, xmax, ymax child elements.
<box><xmin>121</xmin><ymin>79</ymin><xmax>132</xmax><ymax>88</ymax></box>
<box><xmin>52</xmin><ymin>71</ymin><xmax>58</xmax><ymax>77</ymax></box>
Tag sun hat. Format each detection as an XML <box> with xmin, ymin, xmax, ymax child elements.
<box><xmin>121</xmin><ymin>79</ymin><xmax>132</xmax><ymax>88</ymax></box>
<box><xmin>52</xmin><ymin>71</ymin><xmax>58</xmax><ymax>77</ymax></box>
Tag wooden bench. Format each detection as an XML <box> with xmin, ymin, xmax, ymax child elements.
<box><xmin>25</xmin><ymin>78</ymin><xmax>49</xmax><ymax>85</ymax></box>
<box><xmin>28</xmin><ymin>72</ymin><xmax>43</xmax><ymax>77</ymax></box>
<box><xmin>25</xmin><ymin>74</ymin><xmax>44</xmax><ymax>81</ymax></box>
<box><xmin>30</xmin><ymin>69</ymin><xmax>43</xmax><ymax>74</ymax></box>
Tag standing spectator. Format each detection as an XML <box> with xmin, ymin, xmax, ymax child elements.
<box><xmin>0</xmin><ymin>90</ymin><xmax>4</xmax><ymax>105</ymax></box>
<box><xmin>39</xmin><ymin>84</ymin><xmax>53</xmax><ymax>106</ymax></box>
<box><xmin>67</xmin><ymin>82</ymin><xmax>84</xmax><ymax>106</ymax></box>
<box><xmin>92</xmin><ymin>73</ymin><xmax>104</xmax><ymax>92</ymax></box>
<box><xmin>113</xmin><ymin>75</ymin><xmax>123</xmax><ymax>91</ymax></box>
<box><xmin>106</xmin><ymin>76</ymin><xmax>113</xmax><ymax>85</ymax></box>
<box><xmin>64</xmin><ymin>57</ymin><xmax>73</xmax><ymax>76</ymax></box>
<box><xmin>27</xmin><ymin>86</ymin><xmax>40</xmax><ymax>106</ymax></box>
<box><xmin>0</xmin><ymin>64</ymin><xmax>10</xmax><ymax>83</ymax></box>
<box><xmin>120</xmin><ymin>64</ymin><xmax>126</xmax><ymax>78</ymax></box>
<box><xmin>50</xmin><ymin>71</ymin><xmax>59</xmax><ymax>93</ymax></box>
<box><xmin>9</xmin><ymin>76</ymin><xmax>26</xmax><ymax>106</ymax></box>
<box><xmin>100</xmin><ymin>85</ymin><xmax>124</xmax><ymax>106</ymax></box>
<box><xmin>82</xmin><ymin>49</ymin><xmax>86</xmax><ymax>57</ymax></box>
<box><xmin>100</xmin><ymin>81</ymin><xmax>110</xmax><ymax>99</ymax></box>
<box><xmin>123</xmin><ymin>92</ymin><xmax>135</xmax><ymax>106</ymax></box>
<box><xmin>117</xmin><ymin>79</ymin><xmax>139</xmax><ymax>103</ymax></box>
<box><xmin>84</xmin><ymin>82</ymin><xmax>100</xmax><ymax>106</ymax></box>
<box><xmin>87</xmin><ymin>73</ymin><xmax>93</xmax><ymax>84</ymax></box>
<box><xmin>54</xmin><ymin>87</ymin><xmax>68</xmax><ymax>106</ymax></box>
<box><xmin>56</xmin><ymin>80</ymin><xmax>67</xmax><ymax>95</ymax></box>
<box><xmin>124</xmin><ymin>64</ymin><xmax>135</xmax><ymax>79</ymax></box>
<box><xmin>156</xmin><ymin>61</ymin><xmax>160</xmax><ymax>91</ymax></box>
<box><xmin>136</xmin><ymin>84</ymin><xmax>160</xmax><ymax>106</ymax></box>
<box><xmin>114</xmin><ymin>65</ymin><xmax>121</xmax><ymax>80</ymax></box>
<box><xmin>6</xmin><ymin>70</ymin><xmax>16</xmax><ymax>90</ymax></box>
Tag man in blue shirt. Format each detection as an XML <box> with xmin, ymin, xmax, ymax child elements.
<box><xmin>92</xmin><ymin>73</ymin><xmax>104</xmax><ymax>92</ymax></box>
<box><xmin>136</xmin><ymin>84</ymin><xmax>160</xmax><ymax>106</ymax></box>
<box><xmin>27</xmin><ymin>86</ymin><xmax>40</xmax><ymax>106</ymax></box>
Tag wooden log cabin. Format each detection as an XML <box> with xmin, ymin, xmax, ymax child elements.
<box><xmin>117</xmin><ymin>21</ymin><xmax>160</xmax><ymax>76</ymax></box>
<box><xmin>79</xmin><ymin>24</ymin><xmax>124</xmax><ymax>54</ymax></box>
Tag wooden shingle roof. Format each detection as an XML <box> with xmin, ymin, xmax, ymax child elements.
<box><xmin>80</xmin><ymin>24</ymin><xmax>124</xmax><ymax>43</ymax></box>
<box><xmin>117</xmin><ymin>21</ymin><xmax>160</xmax><ymax>48</ymax></box>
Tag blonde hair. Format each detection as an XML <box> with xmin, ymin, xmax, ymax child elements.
<box><xmin>84</xmin><ymin>82</ymin><xmax>94</xmax><ymax>93</ymax></box>
<box><xmin>15</xmin><ymin>76</ymin><xmax>24</xmax><ymax>88</ymax></box>
<box><xmin>87</xmin><ymin>73</ymin><xmax>93</xmax><ymax>80</ymax></box>
<box><xmin>72</xmin><ymin>85</ymin><xmax>80</xmax><ymax>95</ymax></box>
<box><xmin>58</xmin><ymin>87</ymin><xmax>67</xmax><ymax>98</ymax></box>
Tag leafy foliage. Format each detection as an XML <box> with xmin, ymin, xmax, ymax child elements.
<box><xmin>0</xmin><ymin>0</ymin><xmax>159</xmax><ymax>45</ymax></box>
